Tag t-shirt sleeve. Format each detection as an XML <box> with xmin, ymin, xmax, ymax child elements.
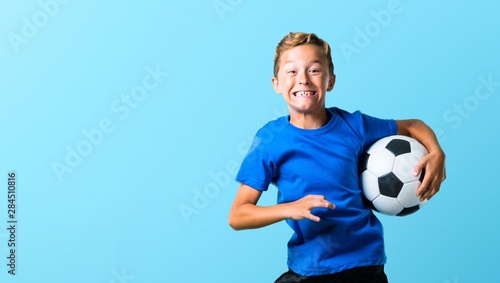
<box><xmin>358</xmin><ymin>111</ymin><xmax>398</xmax><ymax>151</ymax></box>
<box><xmin>235</xmin><ymin>135</ymin><xmax>275</xmax><ymax>191</ymax></box>
<box><xmin>334</xmin><ymin>108</ymin><xmax>398</xmax><ymax>149</ymax></box>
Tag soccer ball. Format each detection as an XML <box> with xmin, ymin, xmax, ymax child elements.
<box><xmin>359</xmin><ymin>135</ymin><xmax>429</xmax><ymax>216</ymax></box>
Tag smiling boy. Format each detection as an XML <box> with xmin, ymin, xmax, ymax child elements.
<box><xmin>229</xmin><ymin>32</ymin><xmax>446</xmax><ymax>283</ymax></box>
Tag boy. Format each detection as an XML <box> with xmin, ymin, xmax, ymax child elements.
<box><xmin>228</xmin><ymin>32</ymin><xmax>446</xmax><ymax>283</ymax></box>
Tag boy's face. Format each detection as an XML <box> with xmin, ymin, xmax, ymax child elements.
<box><xmin>272</xmin><ymin>44</ymin><xmax>335</xmax><ymax>117</ymax></box>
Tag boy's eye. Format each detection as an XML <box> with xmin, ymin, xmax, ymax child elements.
<box><xmin>287</xmin><ymin>70</ymin><xmax>296</xmax><ymax>74</ymax></box>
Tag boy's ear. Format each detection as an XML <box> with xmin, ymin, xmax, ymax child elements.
<box><xmin>327</xmin><ymin>74</ymin><xmax>336</xmax><ymax>91</ymax></box>
<box><xmin>272</xmin><ymin>77</ymin><xmax>281</xmax><ymax>94</ymax></box>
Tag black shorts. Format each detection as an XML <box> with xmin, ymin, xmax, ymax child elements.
<box><xmin>275</xmin><ymin>265</ymin><xmax>388</xmax><ymax>283</ymax></box>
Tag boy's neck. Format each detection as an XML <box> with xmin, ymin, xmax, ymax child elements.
<box><xmin>289</xmin><ymin>109</ymin><xmax>330</xmax><ymax>129</ymax></box>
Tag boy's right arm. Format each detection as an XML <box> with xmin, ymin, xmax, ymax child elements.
<box><xmin>228</xmin><ymin>184</ymin><xmax>335</xmax><ymax>230</ymax></box>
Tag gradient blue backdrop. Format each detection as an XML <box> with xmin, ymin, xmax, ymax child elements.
<box><xmin>1</xmin><ymin>1</ymin><xmax>499</xmax><ymax>282</ymax></box>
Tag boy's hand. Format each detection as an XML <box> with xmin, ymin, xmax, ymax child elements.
<box><xmin>414</xmin><ymin>149</ymin><xmax>446</xmax><ymax>201</ymax></box>
<box><xmin>396</xmin><ymin>119</ymin><xmax>447</xmax><ymax>202</ymax></box>
<box><xmin>284</xmin><ymin>195</ymin><xmax>335</xmax><ymax>222</ymax></box>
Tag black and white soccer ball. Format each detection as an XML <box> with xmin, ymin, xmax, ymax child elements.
<box><xmin>359</xmin><ymin>135</ymin><xmax>429</xmax><ymax>216</ymax></box>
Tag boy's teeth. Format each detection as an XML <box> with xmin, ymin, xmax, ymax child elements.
<box><xmin>296</xmin><ymin>91</ymin><xmax>313</xmax><ymax>96</ymax></box>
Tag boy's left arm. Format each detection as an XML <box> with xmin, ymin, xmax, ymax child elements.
<box><xmin>396</xmin><ymin>119</ymin><xmax>446</xmax><ymax>201</ymax></box>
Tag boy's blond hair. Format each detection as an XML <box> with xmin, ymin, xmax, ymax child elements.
<box><xmin>273</xmin><ymin>32</ymin><xmax>334</xmax><ymax>78</ymax></box>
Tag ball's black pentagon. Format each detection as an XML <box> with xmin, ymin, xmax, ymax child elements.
<box><xmin>397</xmin><ymin>205</ymin><xmax>420</xmax><ymax>216</ymax></box>
<box><xmin>358</xmin><ymin>153</ymin><xmax>370</xmax><ymax>176</ymax></box>
<box><xmin>385</xmin><ymin>139</ymin><xmax>411</xmax><ymax>156</ymax></box>
<box><xmin>419</xmin><ymin>167</ymin><xmax>426</xmax><ymax>183</ymax></box>
<box><xmin>378</xmin><ymin>172</ymin><xmax>404</xmax><ymax>197</ymax></box>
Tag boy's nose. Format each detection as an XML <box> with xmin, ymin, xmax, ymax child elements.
<box><xmin>299</xmin><ymin>73</ymin><xmax>310</xmax><ymax>85</ymax></box>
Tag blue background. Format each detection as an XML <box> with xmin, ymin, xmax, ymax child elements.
<box><xmin>1</xmin><ymin>0</ymin><xmax>499</xmax><ymax>282</ymax></box>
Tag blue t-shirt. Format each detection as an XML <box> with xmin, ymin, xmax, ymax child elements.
<box><xmin>236</xmin><ymin>107</ymin><xmax>398</xmax><ymax>276</ymax></box>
